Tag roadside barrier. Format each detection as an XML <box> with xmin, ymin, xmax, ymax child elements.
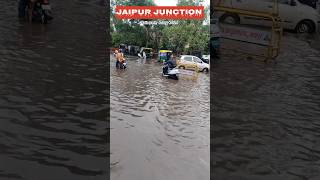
<box><xmin>213</xmin><ymin>0</ymin><xmax>282</xmax><ymax>62</ymax></box>
<box><xmin>176</xmin><ymin>62</ymin><xmax>200</xmax><ymax>80</ymax></box>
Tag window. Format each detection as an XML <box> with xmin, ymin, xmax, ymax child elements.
<box><xmin>279</xmin><ymin>0</ymin><xmax>290</xmax><ymax>4</ymax></box>
<box><xmin>193</xmin><ymin>57</ymin><xmax>203</xmax><ymax>63</ymax></box>
<box><xmin>264</xmin><ymin>0</ymin><xmax>289</xmax><ymax>4</ymax></box>
<box><xmin>298</xmin><ymin>0</ymin><xmax>317</xmax><ymax>9</ymax></box>
<box><xmin>183</xmin><ymin>56</ymin><xmax>193</xmax><ymax>62</ymax></box>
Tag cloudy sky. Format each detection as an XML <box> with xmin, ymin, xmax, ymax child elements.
<box><xmin>154</xmin><ymin>0</ymin><xmax>210</xmax><ymax>6</ymax></box>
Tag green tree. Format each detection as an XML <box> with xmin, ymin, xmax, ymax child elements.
<box><xmin>110</xmin><ymin>0</ymin><xmax>210</xmax><ymax>55</ymax></box>
<box><xmin>110</xmin><ymin>0</ymin><xmax>157</xmax><ymax>48</ymax></box>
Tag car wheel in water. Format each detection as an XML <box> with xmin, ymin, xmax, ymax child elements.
<box><xmin>296</xmin><ymin>20</ymin><xmax>315</xmax><ymax>34</ymax></box>
<box><xmin>220</xmin><ymin>13</ymin><xmax>240</xmax><ymax>24</ymax></box>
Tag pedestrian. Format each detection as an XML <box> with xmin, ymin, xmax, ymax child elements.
<box><xmin>18</xmin><ymin>0</ymin><xmax>28</xmax><ymax>18</ymax></box>
<box><xmin>116</xmin><ymin>49</ymin><xmax>126</xmax><ymax>69</ymax></box>
<box><xmin>143</xmin><ymin>50</ymin><xmax>146</xmax><ymax>60</ymax></box>
<box><xmin>27</xmin><ymin>0</ymin><xmax>37</xmax><ymax>22</ymax></box>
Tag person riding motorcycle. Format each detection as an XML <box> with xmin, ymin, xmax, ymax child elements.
<box><xmin>116</xmin><ymin>49</ymin><xmax>126</xmax><ymax>69</ymax></box>
<box><xmin>163</xmin><ymin>55</ymin><xmax>176</xmax><ymax>74</ymax></box>
<box><xmin>19</xmin><ymin>0</ymin><xmax>52</xmax><ymax>22</ymax></box>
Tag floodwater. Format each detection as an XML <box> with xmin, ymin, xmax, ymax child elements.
<box><xmin>110</xmin><ymin>55</ymin><xmax>210</xmax><ymax>180</ymax></box>
<box><xmin>0</xmin><ymin>1</ymin><xmax>107</xmax><ymax>180</ymax></box>
<box><xmin>212</xmin><ymin>33</ymin><xmax>320</xmax><ymax>180</ymax></box>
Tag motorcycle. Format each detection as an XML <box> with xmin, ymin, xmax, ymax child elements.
<box><xmin>121</xmin><ymin>62</ymin><xmax>127</xmax><ymax>69</ymax></box>
<box><xmin>116</xmin><ymin>60</ymin><xmax>127</xmax><ymax>69</ymax></box>
<box><xmin>31</xmin><ymin>0</ymin><xmax>53</xmax><ymax>24</ymax></box>
<box><xmin>162</xmin><ymin>65</ymin><xmax>180</xmax><ymax>80</ymax></box>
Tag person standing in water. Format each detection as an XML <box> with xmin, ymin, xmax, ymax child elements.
<box><xmin>18</xmin><ymin>0</ymin><xmax>37</xmax><ymax>22</ymax></box>
<box><xmin>115</xmin><ymin>50</ymin><xmax>120</xmax><ymax>68</ymax></box>
<box><xmin>115</xmin><ymin>49</ymin><xmax>126</xmax><ymax>69</ymax></box>
<box><xmin>18</xmin><ymin>0</ymin><xmax>28</xmax><ymax>19</ymax></box>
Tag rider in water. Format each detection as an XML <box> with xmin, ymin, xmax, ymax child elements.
<box><xmin>163</xmin><ymin>55</ymin><xmax>176</xmax><ymax>74</ymax></box>
<box><xmin>19</xmin><ymin>0</ymin><xmax>51</xmax><ymax>22</ymax></box>
<box><xmin>115</xmin><ymin>50</ymin><xmax>119</xmax><ymax>68</ymax></box>
<box><xmin>116</xmin><ymin>49</ymin><xmax>126</xmax><ymax>69</ymax></box>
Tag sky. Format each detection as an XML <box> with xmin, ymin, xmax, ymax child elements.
<box><xmin>154</xmin><ymin>0</ymin><xmax>210</xmax><ymax>6</ymax></box>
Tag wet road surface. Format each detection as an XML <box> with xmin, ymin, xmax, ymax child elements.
<box><xmin>0</xmin><ymin>1</ymin><xmax>107</xmax><ymax>180</ymax></box>
<box><xmin>212</xmin><ymin>33</ymin><xmax>320</xmax><ymax>180</ymax></box>
<box><xmin>110</xmin><ymin>55</ymin><xmax>210</xmax><ymax>180</ymax></box>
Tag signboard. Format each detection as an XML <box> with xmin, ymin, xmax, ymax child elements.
<box><xmin>219</xmin><ymin>23</ymin><xmax>272</xmax><ymax>46</ymax></box>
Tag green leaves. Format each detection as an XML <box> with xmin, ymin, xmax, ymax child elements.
<box><xmin>161</xmin><ymin>22</ymin><xmax>209</xmax><ymax>54</ymax></box>
<box><xmin>114</xmin><ymin>0</ymin><xmax>156</xmax><ymax>6</ymax></box>
<box><xmin>110</xmin><ymin>0</ymin><xmax>209</xmax><ymax>54</ymax></box>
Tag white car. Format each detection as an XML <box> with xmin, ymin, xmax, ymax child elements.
<box><xmin>178</xmin><ymin>55</ymin><xmax>210</xmax><ymax>72</ymax></box>
<box><xmin>216</xmin><ymin>0</ymin><xmax>320</xmax><ymax>33</ymax></box>
<box><xmin>210</xmin><ymin>17</ymin><xmax>221</xmax><ymax>37</ymax></box>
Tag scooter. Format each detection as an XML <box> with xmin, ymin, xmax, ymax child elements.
<box><xmin>116</xmin><ymin>61</ymin><xmax>127</xmax><ymax>69</ymax></box>
<box><xmin>121</xmin><ymin>62</ymin><xmax>127</xmax><ymax>69</ymax></box>
<box><xmin>162</xmin><ymin>65</ymin><xmax>180</xmax><ymax>80</ymax></box>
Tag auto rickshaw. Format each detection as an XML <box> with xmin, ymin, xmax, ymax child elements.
<box><xmin>158</xmin><ymin>50</ymin><xmax>173</xmax><ymax>62</ymax></box>
<box><xmin>138</xmin><ymin>47</ymin><xmax>153</xmax><ymax>59</ymax></box>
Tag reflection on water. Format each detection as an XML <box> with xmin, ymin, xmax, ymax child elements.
<box><xmin>110</xmin><ymin>55</ymin><xmax>210</xmax><ymax>180</ymax></box>
<box><xmin>212</xmin><ymin>34</ymin><xmax>320</xmax><ymax>180</ymax></box>
<box><xmin>0</xmin><ymin>1</ymin><xmax>107</xmax><ymax>180</ymax></box>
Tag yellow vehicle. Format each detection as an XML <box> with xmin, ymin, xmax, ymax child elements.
<box><xmin>138</xmin><ymin>47</ymin><xmax>153</xmax><ymax>59</ymax></box>
<box><xmin>177</xmin><ymin>55</ymin><xmax>209</xmax><ymax>73</ymax></box>
<box><xmin>176</xmin><ymin>55</ymin><xmax>201</xmax><ymax>80</ymax></box>
<box><xmin>158</xmin><ymin>50</ymin><xmax>173</xmax><ymax>62</ymax></box>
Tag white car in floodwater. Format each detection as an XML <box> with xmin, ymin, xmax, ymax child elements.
<box><xmin>178</xmin><ymin>55</ymin><xmax>210</xmax><ymax>72</ymax></box>
<box><xmin>216</xmin><ymin>0</ymin><xmax>320</xmax><ymax>33</ymax></box>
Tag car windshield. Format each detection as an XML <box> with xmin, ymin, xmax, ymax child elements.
<box><xmin>160</xmin><ymin>53</ymin><xmax>167</xmax><ymax>56</ymax></box>
<box><xmin>183</xmin><ymin>56</ymin><xmax>193</xmax><ymax>61</ymax></box>
<box><xmin>194</xmin><ymin>57</ymin><xmax>202</xmax><ymax>63</ymax></box>
<box><xmin>144</xmin><ymin>49</ymin><xmax>151</xmax><ymax>53</ymax></box>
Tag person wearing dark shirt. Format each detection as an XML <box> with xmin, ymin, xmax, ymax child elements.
<box><xmin>163</xmin><ymin>55</ymin><xmax>176</xmax><ymax>74</ymax></box>
<box><xmin>18</xmin><ymin>0</ymin><xmax>28</xmax><ymax>18</ymax></box>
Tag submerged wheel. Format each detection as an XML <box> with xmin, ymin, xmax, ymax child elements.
<box><xmin>295</xmin><ymin>20</ymin><xmax>315</xmax><ymax>34</ymax></box>
<box><xmin>219</xmin><ymin>13</ymin><xmax>240</xmax><ymax>24</ymax></box>
<box><xmin>203</xmin><ymin>68</ymin><xmax>209</xmax><ymax>73</ymax></box>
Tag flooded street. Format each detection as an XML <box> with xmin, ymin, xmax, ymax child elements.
<box><xmin>0</xmin><ymin>1</ymin><xmax>107</xmax><ymax>180</ymax></box>
<box><xmin>110</xmin><ymin>55</ymin><xmax>210</xmax><ymax>180</ymax></box>
<box><xmin>212</xmin><ymin>33</ymin><xmax>320</xmax><ymax>180</ymax></box>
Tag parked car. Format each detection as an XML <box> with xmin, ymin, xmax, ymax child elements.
<box><xmin>210</xmin><ymin>17</ymin><xmax>221</xmax><ymax>60</ymax></box>
<box><xmin>211</xmin><ymin>17</ymin><xmax>221</xmax><ymax>37</ymax></box>
<box><xmin>128</xmin><ymin>45</ymin><xmax>140</xmax><ymax>55</ymax></box>
<box><xmin>216</xmin><ymin>0</ymin><xmax>320</xmax><ymax>33</ymax></box>
<box><xmin>177</xmin><ymin>55</ymin><xmax>210</xmax><ymax>72</ymax></box>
